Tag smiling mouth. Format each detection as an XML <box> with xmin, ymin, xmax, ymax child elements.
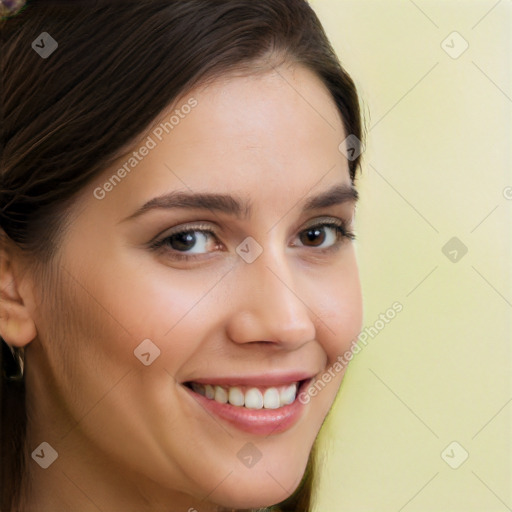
<box><xmin>183</xmin><ymin>380</ymin><xmax>307</xmax><ymax>410</ymax></box>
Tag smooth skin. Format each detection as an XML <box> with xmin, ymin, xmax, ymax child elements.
<box><xmin>0</xmin><ymin>63</ymin><xmax>363</xmax><ymax>511</ymax></box>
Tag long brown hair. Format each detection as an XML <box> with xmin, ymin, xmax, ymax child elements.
<box><xmin>0</xmin><ymin>1</ymin><xmax>362</xmax><ymax>510</ymax></box>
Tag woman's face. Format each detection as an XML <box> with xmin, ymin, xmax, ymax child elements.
<box><xmin>26</xmin><ymin>64</ymin><xmax>362</xmax><ymax>510</ymax></box>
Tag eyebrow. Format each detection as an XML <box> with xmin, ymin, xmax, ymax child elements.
<box><xmin>121</xmin><ymin>183</ymin><xmax>358</xmax><ymax>223</ymax></box>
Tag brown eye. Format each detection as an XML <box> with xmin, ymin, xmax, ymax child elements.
<box><xmin>150</xmin><ymin>225</ymin><xmax>220</xmax><ymax>260</ymax></box>
<box><xmin>294</xmin><ymin>221</ymin><xmax>354</xmax><ymax>251</ymax></box>
<box><xmin>299</xmin><ymin>227</ymin><xmax>327</xmax><ymax>247</ymax></box>
<box><xmin>167</xmin><ymin>232</ymin><xmax>198</xmax><ymax>251</ymax></box>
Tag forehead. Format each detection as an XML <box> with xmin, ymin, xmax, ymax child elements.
<box><xmin>176</xmin><ymin>64</ymin><xmax>347</xmax><ymax>167</ymax></box>
<box><xmin>87</xmin><ymin>64</ymin><xmax>351</xmax><ymax>219</ymax></box>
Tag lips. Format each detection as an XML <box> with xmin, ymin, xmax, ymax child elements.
<box><xmin>182</xmin><ymin>373</ymin><xmax>316</xmax><ymax>435</ymax></box>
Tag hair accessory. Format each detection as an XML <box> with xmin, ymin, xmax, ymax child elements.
<box><xmin>0</xmin><ymin>0</ymin><xmax>26</xmax><ymax>19</ymax></box>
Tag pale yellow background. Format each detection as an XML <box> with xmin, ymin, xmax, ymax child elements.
<box><xmin>308</xmin><ymin>1</ymin><xmax>512</xmax><ymax>511</ymax></box>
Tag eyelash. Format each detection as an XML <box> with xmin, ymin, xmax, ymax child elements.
<box><xmin>149</xmin><ymin>219</ymin><xmax>355</xmax><ymax>262</ymax></box>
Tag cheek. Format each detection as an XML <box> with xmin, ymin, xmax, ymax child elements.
<box><xmin>314</xmin><ymin>259</ymin><xmax>363</xmax><ymax>362</ymax></box>
<box><xmin>76</xmin><ymin>260</ymin><xmax>226</xmax><ymax>368</ymax></box>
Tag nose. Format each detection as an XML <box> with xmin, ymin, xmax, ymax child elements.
<box><xmin>225</xmin><ymin>246</ymin><xmax>316</xmax><ymax>350</ymax></box>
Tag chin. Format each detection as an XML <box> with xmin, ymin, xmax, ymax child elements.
<box><xmin>213</xmin><ymin>486</ymin><xmax>293</xmax><ymax>510</ymax></box>
<box><xmin>207</xmin><ymin>457</ymin><xmax>308</xmax><ymax>510</ymax></box>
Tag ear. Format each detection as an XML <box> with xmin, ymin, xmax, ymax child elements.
<box><xmin>0</xmin><ymin>234</ymin><xmax>37</xmax><ymax>348</ymax></box>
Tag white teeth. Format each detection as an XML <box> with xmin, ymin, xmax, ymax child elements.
<box><xmin>214</xmin><ymin>385</ymin><xmax>228</xmax><ymax>404</ymax></box>
<box><xmin>228</xmin><ymin>387</ymin><xmax>245</xmax><ymax>407</ymax></box>
<box><xmin>245</xmin><ymin>388</ymin><xmax>264</xmax><ymax>409</ymax></box>
<box><xmin>280</xmin><ymin>383</ymin><xmax>297</xmax><ymax>406</ymax></box>
<box><xmin>263</xmin><ymin>388</ymin><xmax>280</xmax><ymax>409</ymax></box>
<box><xmin>191</xmin><ymin>382</ymin><xmax>300</xmax><ymax>409</ymax></box>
